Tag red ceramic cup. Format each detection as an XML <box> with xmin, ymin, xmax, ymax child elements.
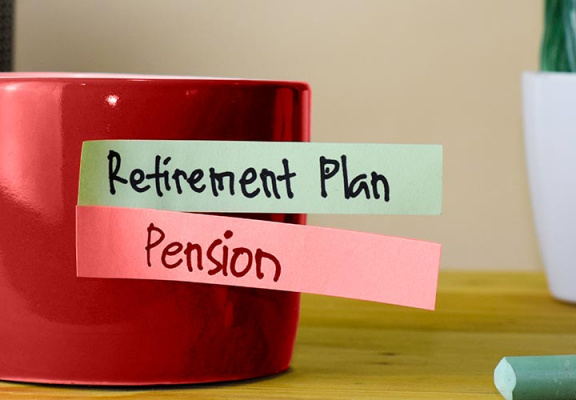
<box><xmin>0</xmin><ymin>73</ymin><xmax>310</xmax><ymax>385</ymax></box>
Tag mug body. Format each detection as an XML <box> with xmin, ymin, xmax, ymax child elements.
<box><xmin>523</xmin><ymin>71</ymin><xmax>576</xmax><ymax>302</ymax></box>
<box><xmin>0</xmin><ymin>73</ymin><xmax>309</xmax><ymax>385</ymax></box>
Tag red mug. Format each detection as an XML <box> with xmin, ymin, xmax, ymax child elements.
<box><xmin>0</xmin><ymin>73</ymin><xmax>310</xmax><ymax>385</ymax></box>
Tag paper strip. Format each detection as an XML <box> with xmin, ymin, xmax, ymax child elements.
<box><xmin>76</xmin><ymin>206</ymin><xmax>441</xmax><ymax>310</ymax></box>
<box><xmin>78</xmin><ymin>140</ymin><xmax>442</xmax><ymax>214</ymax></box>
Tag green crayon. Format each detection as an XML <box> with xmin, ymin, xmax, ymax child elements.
<box><xmin>494</xmin><ymin>355</ymin><xmax>576</xmax><ymax>400</ymax></box>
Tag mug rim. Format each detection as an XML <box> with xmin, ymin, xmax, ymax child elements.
<box><xmin>0</xmin><ymin>72</ymin><xmax>309</xmax><ymax>89</ymax></box>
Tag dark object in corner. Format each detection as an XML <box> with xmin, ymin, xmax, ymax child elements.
<box><xmin>0</xmin><ymin>0</ymin><xmax>13</xmax><ymax>72</ymax></box>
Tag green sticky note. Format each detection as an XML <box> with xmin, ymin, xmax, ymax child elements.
<box><xmin>78</xmin><ymin>140</ymin><xmax>442</xmax><ymax>214</ymax></box>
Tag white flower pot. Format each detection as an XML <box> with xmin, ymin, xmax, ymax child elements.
<box><xmin>523</xmin><ymin>71</ymin><xmax>576</xmax><ymax>302</ymax></box>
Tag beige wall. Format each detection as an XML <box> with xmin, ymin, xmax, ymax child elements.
<box><xmin>14</xmin><ymin>0</ymin><xmax>543</xmax><ymax>270</ymax></box>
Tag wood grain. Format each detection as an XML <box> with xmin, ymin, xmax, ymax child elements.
<box><xmin>2</xmin><ymin>271</ymin><xmax>575</xmax><ymax>399</ymax></box>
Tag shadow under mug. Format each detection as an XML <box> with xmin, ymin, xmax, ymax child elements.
<box><xmin>0</xmin><ymin>73</ymin><xmax>310</xmax><ymax>385</ymax></box>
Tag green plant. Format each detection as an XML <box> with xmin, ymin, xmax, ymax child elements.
<box><xmin>541</xmin><ymin>0</ymin><xmax>576</xmax><ymax>71</ymax></box>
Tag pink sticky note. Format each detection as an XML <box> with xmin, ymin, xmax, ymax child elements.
<box><xmin>76</xmin><ymin>206</ymin><xmax>441</xmax><ymax>310</ymax></box>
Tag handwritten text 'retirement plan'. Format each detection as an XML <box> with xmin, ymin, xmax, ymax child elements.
<box><xmin>108</xmin><ymin>151</ymin><xmax>390</xmax><ymax>202</ymax></box>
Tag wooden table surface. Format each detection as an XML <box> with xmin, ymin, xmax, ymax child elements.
<box><xmin>2</xmin><ymin>271</ymin><xmax>576</xmax><ymax>399</ymax></box>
